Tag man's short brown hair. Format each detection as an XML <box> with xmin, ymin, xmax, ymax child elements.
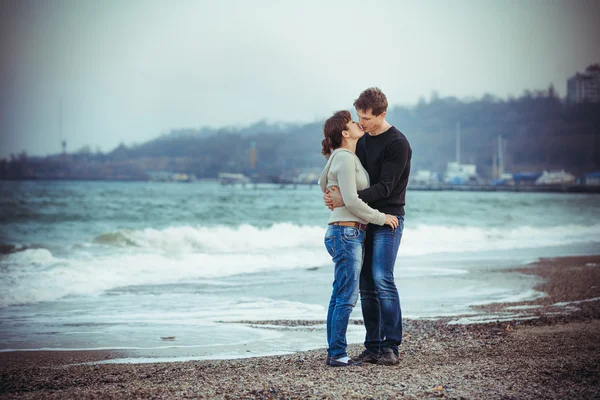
<box><xmin>353</xmin><ymin>87</ymin><xmax>388</xmax><ymax>116</ymax></box>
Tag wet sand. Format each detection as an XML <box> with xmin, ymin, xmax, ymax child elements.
<box><xmin>1</xmin><ymin>255</ymin><xmax>599</xmax><ymax>399</ymax></box>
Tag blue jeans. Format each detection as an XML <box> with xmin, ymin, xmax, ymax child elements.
<box><xmin>360</xmin><ymin>215</ymin><xmax>404</xmax><ymax>356</ymax></box>
<box><xmin>324</xmin><ymin>224</ymin><xmax>365</xmax><ymax>360</ymax></box>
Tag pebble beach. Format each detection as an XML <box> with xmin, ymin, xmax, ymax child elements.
<box><xmin>1</xmin><ymin>255</ymin><xmax>599</xmax><ymax>399</ymax></box>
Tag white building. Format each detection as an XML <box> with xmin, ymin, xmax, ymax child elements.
<box><xmin>410</xmin><ymin>169</ymin><xmax>440</xmax><ymax>185</ymax></box>
<box><xmin>444</xmin><ymin>162</ymin><xmax>478</xmax><ymax>184</ymax></box>
<box><xmin>567</xmin><ymin>64</ymin><xmax>600</xmax><ymax>103</ymax></box>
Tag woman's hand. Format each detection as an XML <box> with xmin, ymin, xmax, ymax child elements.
<box><xmin>384</xmin><ymin>214</ymin><xmax>398</xmax><ymax>228</ymax></box>
<box><xmin>323</xmin><ymin>186</ymin><xmax>344</xmax><ymax>210</ymax></box>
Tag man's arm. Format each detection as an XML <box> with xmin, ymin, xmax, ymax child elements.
<box><xmin>357</xmin><ymin>139</ymin><xmax>409</xmax><ymax>203</ymax></box>
<box><xmin>326</xmin><ymin>139</ymin><xmax>410</xmax><ymax>208</ymax></box>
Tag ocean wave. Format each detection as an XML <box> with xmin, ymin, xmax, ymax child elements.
<box><xmin>0</xmin><ymin>243</ymin><xmax>22</xmax><ymax>255</ymax></box>
<box><xmin>92</xmin><ymin>223</ymin><xmax>325</xmax><ymax>253</ymax></box>
<box><xmin>402</xmin><ymin>223</ymin><xmax>600</xmax><ymax>256</ymax></box>
<box><xmin>93</xmin><ymin>232</ymin><xmax>139</xmax><ymax>247</ymax></box>
<box><xmin>91</xmin><ymin>222</ymin><xmax>600</xmax><ymax>256</ymax></box>
<box><xmin>0</xmin><ymin>246</ymin><xmax>330</xmax><ymax>307</ymax></box>
<box><xmin>1</xmin><ymin>223</ymin><xmax>599</xmax><ymax>307</ymax></box>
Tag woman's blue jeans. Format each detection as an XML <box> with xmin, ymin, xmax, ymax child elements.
<box><xmin>360</xmin><ymin>216</ymin><xmax>404</xmax><ymax>356</ymax></box>
<box><xmin>324</xmin><ymin>224</ymin><xmax>365</xmax><ymax>360</ymax></box>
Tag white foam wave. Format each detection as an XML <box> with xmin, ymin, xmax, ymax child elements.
<box><xmin>1</xmin><ymin>222</ymin><xmax>599</xmax><ymax>307</ymax></box>
<box><xmin>98</xmin><ymin>223</ymin><xmax>324</xmax><ymax>253</ymax></box>
<box><xmin>0</xmin><ymin>248</ymin><xmax>329</xmax><ymax>307</ymax></box>
<box><xmin>94</xmin><ymin>222</ymin><xmax>600</xmax><ymax>257</ymax></box>
<box><xmin>401</xmin><ymin>223</ymin><xmax>600</xmax><ymax>256</ymax></box>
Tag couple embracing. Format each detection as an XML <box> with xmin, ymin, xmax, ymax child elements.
<box><xmin>319</xmin><ymin>87</ymin><xmax>412</xmax><ymax>367</ymax></box>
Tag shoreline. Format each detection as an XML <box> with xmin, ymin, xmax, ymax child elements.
<box><xmin>1</xmin><ymin>255</ymin><xmax>599</xmax><ymax>399</ymax></box>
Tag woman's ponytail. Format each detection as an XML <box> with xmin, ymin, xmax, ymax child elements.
<box><xmin>321</xmin><ymin>137</ymin><xmax>332</xmax><ymax>157</ymax></box>
<box><xmin>321</xmin><ymin>110</ymin><xmax>351</xmax><ymax>158</ymax></box>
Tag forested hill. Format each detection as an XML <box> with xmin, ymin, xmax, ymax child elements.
<box><xmin>3</xmin><ymin>90</ymin><xmax>599</xmax><ymax>180</ymax></box>
<box><xmin>117</xmin><ymin>91</ymin><xmax>600</xmax><ymax>177</ymax></box>
<box><xmin>386</xmin><ymin>92</ymin><xmax>599</xmax><ymax>176</ymax></box>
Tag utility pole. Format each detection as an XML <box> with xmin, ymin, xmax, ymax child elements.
<box><xmin>249</xmin><ymin>140</ymin><xmax>256</xmax><ymax>169</ymax></box>
<box><xmin>60</xmin><ymin>99</ymin><xmax>66</xmax><ymax>156</ymax></box>
<box><xmin>455</xmin><ymin>121</ymin><xmax>461</xmax><ymax>164</ymax></box>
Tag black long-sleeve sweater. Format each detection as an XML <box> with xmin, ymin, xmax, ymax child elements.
<box><xmin>356</xmin><ymin>126</ymin><xmax>412</xmax><ymax>216</ymax></box>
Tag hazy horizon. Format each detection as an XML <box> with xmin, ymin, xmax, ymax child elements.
<box><xmin>1</xmin><ymin>0</ymin><xmax>599</xmax><ymax>158</ymax></box>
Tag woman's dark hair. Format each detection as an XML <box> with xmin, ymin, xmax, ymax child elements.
<box><xmin>321</xmin><ymin>110</ymin><xmax>351</xmax><ymax>157</ymax></box>
<box><xmin>353</xmin><ymin>87</ymin><xmax>388</xmax><ymax>116</ymax></box>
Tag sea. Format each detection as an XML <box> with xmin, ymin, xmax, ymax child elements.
<box><xmin>1</xmin><ymin>180</ymin><xmax>599</xmax><ymax>363</ymax></box>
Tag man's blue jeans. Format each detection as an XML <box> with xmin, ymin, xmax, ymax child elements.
<box><xmin>360</xmin><ymin>215</ymin><xmax>404</xmax><ymax>356</ymax></box>
<box><xmin>324</xmin><ymin>224</ymin><xmax>365</xmax><ymax>360</ymax></box>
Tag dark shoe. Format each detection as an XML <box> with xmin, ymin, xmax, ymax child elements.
<box><xmin>353</xmin><ymin>350</ymin><xmax>379</xmax><ymax>364</ymax></box>
<box><xmin>329</xmin><ymin>358</ymin><xmax>362</xmax><ymax>367</ymax></box>
<box><xmin>325</xmin><ymin>356</ymin><xmax>331</xmax><ymax>365</ymax></box>
<box><xmin>377</xmin><ymin>349</ymin><xmax>399</xmax><ymax>366</ymax></box>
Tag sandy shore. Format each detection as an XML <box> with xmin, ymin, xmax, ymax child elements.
<box><xmin>1</xmin><ymin>255</ymin><xmax>599</xmax><ymax>399</ymax></box>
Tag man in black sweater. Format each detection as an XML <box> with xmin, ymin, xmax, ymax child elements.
<box><xmin>325</xmin><ymin>87</ymin><xmax>412</xmax><ymax>365</ymax></box>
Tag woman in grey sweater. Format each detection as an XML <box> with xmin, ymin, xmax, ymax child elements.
<box><xmin>319</xmin><ymin>110</ymin><xmax>398</xmax><ymax>367</ymax></box>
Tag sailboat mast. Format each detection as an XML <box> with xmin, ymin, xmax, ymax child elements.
<box><xmin>497</xmin><ymin>135</ymin><xmax>504</xmax><ymax>177</ymax></box>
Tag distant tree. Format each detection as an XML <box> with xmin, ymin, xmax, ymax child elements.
<box><xmin>77</xmin><ymin>145</ymin><xmax>91</xmax><ymax>155</ymax></box>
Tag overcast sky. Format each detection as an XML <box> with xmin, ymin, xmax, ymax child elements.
<box><xmin>1</xmin><ymin>0</ymin><xmax>599</xmax><ymax>158</ymax></box>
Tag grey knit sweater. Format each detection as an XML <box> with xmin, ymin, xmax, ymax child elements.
<box><xmin>319</xmin><ymin>148</ymin><xmax>386</xmax><ymax>226</ymax></box>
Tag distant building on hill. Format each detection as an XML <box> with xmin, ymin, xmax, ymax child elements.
<box><xmin>567</xmin><ymin>64</ymin><xmax>600</xmax><ymax>103</ymax></box>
